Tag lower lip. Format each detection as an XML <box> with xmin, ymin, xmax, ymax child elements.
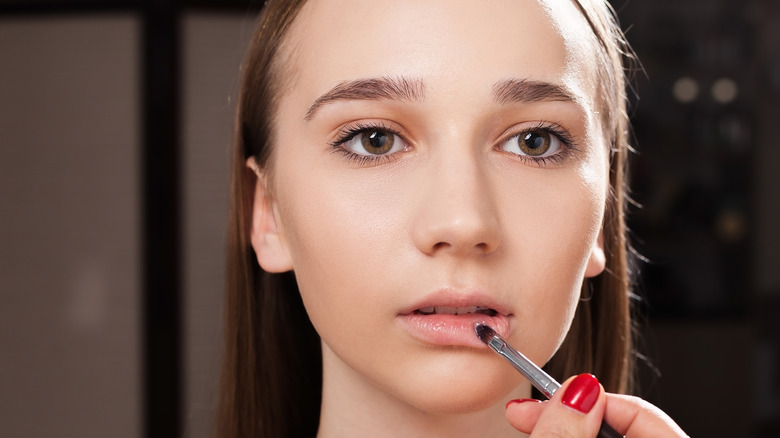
<box><xmin>398</xmin><ymin>313</ymin><xmax>511</xmax><ymax>348</ymax></box>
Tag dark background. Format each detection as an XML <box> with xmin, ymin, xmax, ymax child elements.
<box><xmin>0</xmin><ymin>0</ymin><xmax>778</xmax><ymax>437</ymax></box>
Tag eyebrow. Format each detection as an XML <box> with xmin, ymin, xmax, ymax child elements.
<box><xmin>304</xmin><ymin>76</ymin><xmax>577</xmax><ymax>121</ymax></box>
<box><xmin>491</xmin><ymin>78</ymin><xmax>577</xmax><ymax>105</ymax></box>
<box><xmin>304</xmin><ymin>76</ymin><xmax>425</xmax><ymax>120</ymax></box>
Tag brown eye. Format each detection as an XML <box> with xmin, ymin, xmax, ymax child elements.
<box><xmin>360</xmin><ymin>129</ymin><xmax>394</xmax><ymax>155</ymax></box>
<box><xmin>336</xmin><ymin>124</ymin><xmax>408</xmax><ymax>161</ymax></box>
<box><xmin>499</xmin><ymin>127</ymin><xmax>564</xmax><ymax>161</ymax></box>
<box><xmin>518</xmin><ymin>131</ymin><xmax>550</xmax><ymax>156</ymax></box>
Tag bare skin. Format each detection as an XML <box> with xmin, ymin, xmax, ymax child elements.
<box><xmin>249</xmin><ymin>0</ymin><xmax>687</xmax><ymax>437</ymax></box>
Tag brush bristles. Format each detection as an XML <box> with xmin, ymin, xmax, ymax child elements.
<box><xmin>475</xmin><ymin>324</ymin><xmax>496</xmax><ymax>344</ymax></box>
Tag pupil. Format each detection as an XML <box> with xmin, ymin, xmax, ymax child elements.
<box><xmin>360</xmin><ymin>129</ymin><xmax>395</xmax><ymax>155</ymax></box>
<box><xmin>368</xmin><ymin>131</ymin><xmax>388</xmax><ymax>148</ymax></box>
<box><xmin>524</xmin><ymin>133</ymin><xmax>544</xmax><ymax>149</ymax></box>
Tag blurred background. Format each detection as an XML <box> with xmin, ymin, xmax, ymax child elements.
<box><xmin>0</xmin><ymin>0</ymin><xmax>777</xmax><ymax>437</ymax></box>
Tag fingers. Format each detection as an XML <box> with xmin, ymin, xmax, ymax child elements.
<box><xmin>507</xmin><ymin>373</ymin><xmax>607</xmax><ymax>437</ymax></box>
<box><xmin>505</xmin><ymin>374</ymin><xmax>689</xmax><ymax>438</ymax></box>
<box><xmin>603</xmin><ymin>393</ymin><xmax>688</xmax><ymax>437</ymax></box>
<box><xmin>504</xmin><ymin>398</ymin><xmax>543</xmax><ymax>433</ymax></box>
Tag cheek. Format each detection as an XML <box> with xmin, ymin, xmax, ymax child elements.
<box><xmin>495</xmin><ymin>166</ymin><xmax>606</xmax><ymax>363</ymax></box>
<box><xmin>271</xmin><ymin>168</ymin><xmax>403</xmax><ymax>333</ymax></box>
<box><xmin>272</xmin><ymin>172</ymin><xmax>439</xmax><ymax>406</ymax></box>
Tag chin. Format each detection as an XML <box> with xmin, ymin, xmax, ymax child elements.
<box><xmin>409</xmin><ymin>391</ymin><xmax>511</xmax><ymax>415</ymax></box>
<box><xmin>397</xmin><ymin>380</ymin><xmax>520</xmax><ymax>415</ymax></box>
<box><xmin>380</xmin><ymin>351</ymin><xmax>525</xmax><ymax>415</ymax></box>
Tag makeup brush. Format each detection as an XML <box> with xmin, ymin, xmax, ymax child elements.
<box><xmin>475</xmin><ymin>324</ymin><xmax>623</xmax><ymax>438</ymax></box>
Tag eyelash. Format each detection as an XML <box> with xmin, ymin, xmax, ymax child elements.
<box><xmin>499</xmin><ymin>121</ymin><xmax>579</xmax><ymax>167</ymax></box>
<box><xmin>328</xmin><ymin>121</ymin><xmax>404</xmax><ymax>166</ymax></box>
<box><xmin>329</xmin><ymin>121</ymin><xmax>578</xmax><ymax>167</ymax></box>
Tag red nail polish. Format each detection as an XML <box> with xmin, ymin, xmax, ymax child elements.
<box><xmin>505</xmin><ymin>398</ymin><xmax>542</xmax><ymax>409</ymax></box>
<box><xmin>561</xmin><ymin>373</ymin><xmax>600</xmax><ymax>413</ymax></box>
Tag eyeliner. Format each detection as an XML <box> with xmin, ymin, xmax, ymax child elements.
<box><xmin>475</xmin><ymin>323</ymin><xmax>623</xmax><ymax>438</ymax></box>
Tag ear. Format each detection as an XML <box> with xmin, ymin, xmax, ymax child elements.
<box><xmin>584</xmin><ymin>228</ymin><xmax>606</xmax><ymax>278</ymax></box>
<box><xmin>247</xmin><ymin>157</ymin><xmax>294</xmax><ymax>273</ymax></box>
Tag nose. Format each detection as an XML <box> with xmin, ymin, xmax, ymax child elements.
<box><xmin>410</xmin><ymin>148</ymin><xmax>502</xmax><ymax>257</ymax></box>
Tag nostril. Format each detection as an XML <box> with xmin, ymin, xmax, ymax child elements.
<box><xmin>413</xmin><ymin>214</ymin><xmax>501</xmax><ymax>256</ymax></box>
<box><xmin>432</xmin><ymin>242</ymin><xmax>450</xmax><ymax>251</ymax></box>
<box><xmin>428</xmin><ymin>240</ymin><xmax>496</xmax><ymax>255</ymax></box>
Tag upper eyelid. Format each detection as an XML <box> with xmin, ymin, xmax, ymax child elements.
<box><xmin>330</xmin><ymin>120</ymin><xmax>409</xmax><ymax>145</ymax></box>
<box><xmin>497</xmin><ymin>122</ymin><xmax>577</xmax><ymax>147</ymax></box>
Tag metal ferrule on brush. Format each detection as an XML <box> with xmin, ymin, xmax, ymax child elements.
<box><xmin>476</xmin><ymin>323</ymin><xmax>561</xmax><ymax>399</ymax></box>
<box><xmin>486</xmin><ymin>332</ymin><xmax>560</xmax><ymax>399</ymax></box>
<box><xmin>476</xmin><ymin>323</ymin><xmax>625</xmax><ymax>438</ymax></box>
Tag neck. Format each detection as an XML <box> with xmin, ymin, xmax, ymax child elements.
<box><xmin>316</xmin><ymin>342</ymin><xmax>530</xmax><ymax>438</ymax></box>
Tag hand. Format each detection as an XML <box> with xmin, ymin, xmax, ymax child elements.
<box><xmin>506</xmin><ymin>374</ymin><xmax>688</xmax><ymax>437</ymax></box>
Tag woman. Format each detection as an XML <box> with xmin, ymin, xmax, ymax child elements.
<box><xmin>218</xmin><ymin>0</ymin><xmax>688</xmax><ymax>436</ymax></box>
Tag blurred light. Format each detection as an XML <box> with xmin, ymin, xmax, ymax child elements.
<box><xmin>716</xmin><ymin>208</ymin><xmax>747</xmax><ymax>243</ymax></box>
<box><xmin>673</xmin><ymin>77</ymin><xmax>699</xmax><ymax>103</ymax></box>
<box><xmin>712</xmin><ymin>77</ymin><xmax>738</xmax><ymax>104</ymax></box>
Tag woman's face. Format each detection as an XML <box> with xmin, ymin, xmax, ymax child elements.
<box><xmin>253</xmin><ymin>0</ymin><xmax>608</xmax><ymax>414</ymax></box>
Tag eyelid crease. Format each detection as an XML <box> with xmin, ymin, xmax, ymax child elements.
<box><xmin>328</xmin><ymin>120</ymin><xmax>406</xmax><ymax>148</ymax></box>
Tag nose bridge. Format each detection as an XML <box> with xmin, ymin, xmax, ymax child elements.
<box><xmin>411</xmin><ymin>137</ymin><xmax>501</xmax><ymax>256</ymax></box>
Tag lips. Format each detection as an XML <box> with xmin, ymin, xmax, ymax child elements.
<box><xmin>398</xmin><ymin>292</ymin><xmax>512</xmax><ymax>348</ymax></box>
<box><xmin>399</xmin><ymin>292</ymin><xmax>512</xmax><ymax>318</ymax></box>
<box><xmin>415</xmin><ymin>306</ymin><xmax>498</xmax><ymax>316</ymax></box>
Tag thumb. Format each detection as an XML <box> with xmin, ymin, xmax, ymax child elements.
<box><xmin>603</xmin><ymin>393</ymin><xmax>689</xmax><ymax>437</ymax></box>
<box><xmin>529</xmin><ymin>373</ymin><xmax>607</xmax><ymax>438</ymax></box>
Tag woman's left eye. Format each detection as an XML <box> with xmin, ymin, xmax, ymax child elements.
<box><xmin>499</xmin><ymin>128</ymin><xmax>566</xmax><ymax>159</ymax></box>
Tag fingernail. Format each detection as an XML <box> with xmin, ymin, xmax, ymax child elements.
<box><xmin>506</xmin><ymin>398</ymin><xmax>542</xmax><ymax>409</ymax></box>
<box><xmin>561</xmin><ymin>373</ymin><xmax>600</xmax><ymax>413</ymax></box>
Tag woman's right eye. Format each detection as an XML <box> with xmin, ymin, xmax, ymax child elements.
<box><xmin>329</xmin><ymin>123</ymin><xmax>411</xmax><ymax>166</ymax></box>
<box><xmin>340</xmin><ymin>128</ymin><xmax>407</xmax><ymax>157</ymax></box>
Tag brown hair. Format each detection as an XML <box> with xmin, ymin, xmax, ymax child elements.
<box><xmin>217</xmin><ymin>1</ymin><xmax>636</xmax><ymax>437</ymax></box>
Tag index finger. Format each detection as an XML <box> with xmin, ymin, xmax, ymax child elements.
<box><xmin>527</xmin><ymin>374</ymin><xmax>609</xmax><ymax>438</ymax></box>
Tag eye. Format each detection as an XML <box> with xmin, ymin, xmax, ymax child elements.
<box><xmin>341</xmin><ymin>128</ymin><xmax>407</xmax><ymax>156</ymax></box>
<box><xmin>500</xmin><ymin>129</ymin><xmax>562</xmax><ymax>158</ymax></box>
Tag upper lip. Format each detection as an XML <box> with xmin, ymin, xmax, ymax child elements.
<box><xmin>399</xmin><ymin>289</ymin><xmax>513</xmax><ymax>317</ymax></box>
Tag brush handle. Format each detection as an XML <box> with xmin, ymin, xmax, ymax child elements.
<box><xmin>487</xmin><ymin>336</ymin><xmax>560</xmax><ymax>398</ymax></box>
<box><xmin>488</xmin><ymin>334</ymin><xmax>624</xmax><ymax>437</ymax></box>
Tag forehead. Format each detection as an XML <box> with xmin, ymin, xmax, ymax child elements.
<box><xmin>282</xmin><ymin>0</ymin><xmax>600</xmax><ymax>113</ymax></box>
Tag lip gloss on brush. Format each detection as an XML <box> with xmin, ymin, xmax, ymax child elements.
<box><xmin>475</xmin><ymin>323</ymin><xmax>623</xmax><ymax>438</ymax></box>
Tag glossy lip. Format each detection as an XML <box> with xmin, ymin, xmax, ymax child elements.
<box><xmin>398</xmin><ymin>290</ymin><xmax>513</xmax><ymax>348</ymax></box>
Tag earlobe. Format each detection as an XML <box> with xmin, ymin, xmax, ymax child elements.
<box><xmin>248</xmin><ymin>157</ymin><xmax>294</xmax><ymax>273</ymax></box>
<box><xmin>584</xmin><ymin>229</ymin><xmax>606</xmax><ymax>278</ymax></box>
